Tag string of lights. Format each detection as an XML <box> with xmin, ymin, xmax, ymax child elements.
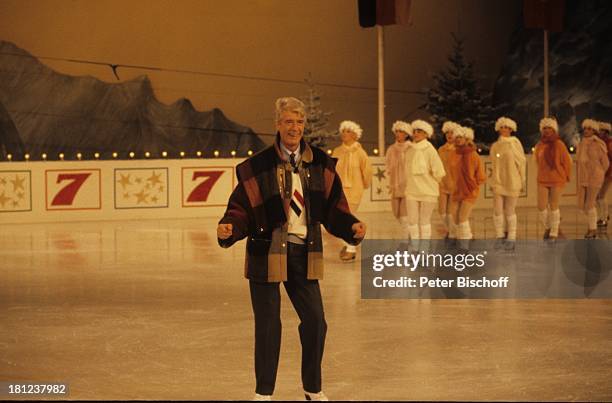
<box><xmin>1</xmin><ymin>140</ymin><xmax>562</xmax><ymax>162</ymax></box>
<box><xmin>0</xmin><ymin>104</ymin><xmax>389</xmax><ymax>162</ymax></box>
<box><xmin>1</xmin><ymin>147</ymin><xmax>388</xmax><ymax>162</ymax></box>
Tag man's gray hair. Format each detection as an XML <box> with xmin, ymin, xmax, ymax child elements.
<box><xmin>275</xmin><ymin>97</ymin><xmax>306</xmax><ymax>122</ymax></box>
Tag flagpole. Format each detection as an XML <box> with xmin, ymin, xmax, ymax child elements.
<box><xmin>377</xmin><ymin>25</ymin><xmax>385</xmax><ymax>155</ymax></box>
<box><xmin>543</xmin><ymin>29</ymin><xmax>549</xmax><ymax>117</ymax></box>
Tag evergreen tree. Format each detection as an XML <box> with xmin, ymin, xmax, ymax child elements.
<box><xmin>423</xmin><ymin>33</ymin><xmax>496</xmax><ymax>146</ymax></box>
<box><xmin>302</xmin><ymin>77</ymin><xmax>335</xmax><ymax>148</ymax></box>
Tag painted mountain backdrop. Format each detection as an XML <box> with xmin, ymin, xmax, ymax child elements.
<box><xmin>0</xmin><ymin>40</ymin><xmax>265</xmax><ymax>160</ymax></box>
<box><xmin>493</xmin><ymin>0</ymin><xmax>612</xmax><ymax>148</ymax></box>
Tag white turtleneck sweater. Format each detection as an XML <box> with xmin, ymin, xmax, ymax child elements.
<box><xmin>489</xmin><ymin>135</ymin><xmax>526</xmax><ymax>197</ymax></box>
<box><xmin>404</xmin><ymin>139</ymin><xmax>445</xmax><ymax>203</ymax></box>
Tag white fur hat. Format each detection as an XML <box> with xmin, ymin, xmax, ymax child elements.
<box><xmin>391</xmin><ymin>120</ymin><xmax>412</xmax><ymax>135</ymax></box>
<box><xmin>442</xmin><ymin>121</ymin><xmax>460</xmax><ymax>134</ymax></box>
<box><xmin>454</xmin><ymin>126</ymin><xmax>474</xmax><ymax>141</ymax></box>
<box><xmin>600</xmin><ymin>121</ymin><xmax>611</xmax><ymax>132</ymax></box>
<box><xmin>463</xmin><ymin>127</ymin><xmax>475</xmax><ymax>141</ymax></box>
<box><xmin>495</xmin><ymin>116</ymin><xmax>517</xmax><ymax>132</ymax></box>
<box><xmin>582</xmin><ymin>119</ymin><xmax>599</xmax><ymax>132</ymax></box>
<box><xmin>339</xmin><ymin>120</ymin><xmax>363</xmax><ymax>139</ymax></box>
<box><xmin>539</xmin><ymin>117</ymin><xmax>559</xmax><ymax>133</ymax></box>
<box><xmin>411</xmin><ymin>119</ymin><xmax>434</xmax><ymax>138</ymax></box>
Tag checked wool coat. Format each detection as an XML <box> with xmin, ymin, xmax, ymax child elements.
<box><xmin>218</xmin><ymin>135</ymin><xmax>361</xmax><ymax>283</ymax></box>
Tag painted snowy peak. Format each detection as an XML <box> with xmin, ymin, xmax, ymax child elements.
<box><xmin>493</xmin><ymin>0</ymin><xmax>611</xmax><ymax>148</ymax></box>
<box><xmin>0</xmin><ymin>40</ymin><xmax>265</xmax><ymax>160</ymax></box>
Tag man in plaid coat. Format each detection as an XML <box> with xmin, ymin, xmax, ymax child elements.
<box><xmin>217</xmin><ymin>97</ymin><xmax>366</xmax><ymax>401</ymax></box>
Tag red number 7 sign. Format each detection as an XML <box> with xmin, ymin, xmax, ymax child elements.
<box><xmin>51</xmin><ymin>173</ymin><xmax>91</xmax><ymax>205</ymax></box>
<box><xmin>187</xmin><ymin>171</ymin><xmax>224</xmax><ymax>202</ymax></box>
<box><xmin>181</xmin><ymin>167</ymin><xmax>233</xmax><ymax>207</ymax></box>
<box><xmin>46</xmin><ymin>169</ymin><xmax>101</xmax><ymax>210</ymax></box>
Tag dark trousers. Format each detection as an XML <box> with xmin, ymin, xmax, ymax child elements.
<box><xmin>249</xmin><ymin>242</ymin><xmax>327</xmax><ymax>395</ymax></box>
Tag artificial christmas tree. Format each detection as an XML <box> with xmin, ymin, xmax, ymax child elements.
<box><xmin>302</xmin><ymin>77</ymin><xmax>335</xmax><ymax>148</ymax></box>
<box><xmin>423</xmin><ymin>33</ymin><xmax>496</xmax><ymax>147</ymax></box>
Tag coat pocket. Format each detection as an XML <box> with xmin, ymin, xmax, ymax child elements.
<box><xmin>247</xmin><ymin>237</ymin><xmax>272</xmax><ymax>256</ymax></box>
<box><xmin>246</xmin><ymin>237</ymin><xmax>272</xmax><ymax>280</ymax></box>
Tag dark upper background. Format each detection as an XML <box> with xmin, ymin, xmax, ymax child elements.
<box><xmin>0</xmin><ymin>0</ymin><xmax>609</xmax><ymax>158</ymax></box>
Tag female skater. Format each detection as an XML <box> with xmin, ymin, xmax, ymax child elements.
<box><xmin>576</xmin><ymin>119</ymin><xmax>609</xmax><ymax>238</ymax></box>
<box><xmin>596</xmin><ymin>121</ymin><xmax>612</xmax><ymax>228</ymax></box>
<box><xmin>448</xmin><ymin>126</ymin><xmax>486</xmax><ymax>247</ymax></box>
<box><xmin>403</xmin><ymin>119</ymin><xmax>445</xmax><ymax>246</ymax></box>
<box><xmin>534</xmin><ymin>118</ymin><xmax>572</xmax><ymax>241</ymax></box>
<box><xmin>333</xmin><ymin>120</ymin><xmax>373</xmax><ymax>261</ymax></box>
<box><xmin>385</xmin><ymin>120</ymin><xmax>412</xmax><ymax>239</ymax></box>
<box><xmin>438</xmin><ymin>121</ymin><xmax>460</xmax><ymax>240</ymax></box>
<box><xmin>489</xmin><ymin>117</ymin><xmax>526</xmax><ymax>249</ymax></box>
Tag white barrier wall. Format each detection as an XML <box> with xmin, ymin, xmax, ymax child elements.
<box><xmin>362</xmin><ymin>155</ymin><xmax>581</xmax><ymax>213</ymax></box>
<box><xmin>0</xmin><ymin>159</ymin><xmax>237</xmax><ymax>224</ymax></box>
<box><xmin>0</xmin><ymin>155</ymin><xmax>582</xmax><ymax>224</ymax></box>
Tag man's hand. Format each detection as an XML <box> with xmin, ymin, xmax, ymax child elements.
<box><xmin>352</xmin><ymin>222</ymin><xmax>366</xmax><ymax>239</ymax></box>
<box><xmin>217</xmin><ymin>223</ymin><xmax>233</xmax><ymax>240</ymax></box>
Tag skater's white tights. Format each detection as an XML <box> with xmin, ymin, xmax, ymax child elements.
<box><xmin>493</xmin><ymin>194</ymin><xmax>517</xmax><ymax>216</ymax></box>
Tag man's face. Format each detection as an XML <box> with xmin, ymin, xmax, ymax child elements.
<box><xmin>276</xmin><ymin>111</ymin><xmax>305</xmax><ymax>151</ymax></box>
